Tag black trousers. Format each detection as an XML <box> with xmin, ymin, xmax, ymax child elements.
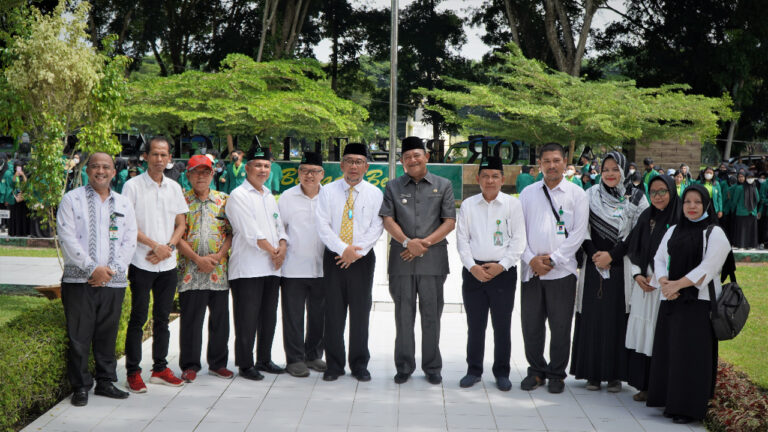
<box><xmin>61</xmin><ymin>282</ymin><xmax>125</xmax><ymax>390</ymax></box>
<box><xmin>323</xmin><ymin>249</ymin><xmax>375</xmax><ymax>376</ymax></box>
<box><xmin>281</xmin><ymin>277</ymin><xmax>325</xmax><ymax>365</ymax></box>
<box><xmin>125</xmin><ymin>265</ymin><xmax>177</xmax><ymax>374</ymax></box>
<box><xmin>178</xmin><ymin>289</ymin><xmax>230</xmax><ymax>371</ymax></box>
<box><xmin>230</xmin><ymin>276</ymin><xmax>280</xmax><ymax>369</ymax></box>
<box><xmin>520</xmin><ymin>274</ymin><xmax>576</xmax><ymax>380</ymax></box>
<box><xmin>462</xmin><ymin>265</ymin><xmax>517</xmax><ymax>378</ymax></box>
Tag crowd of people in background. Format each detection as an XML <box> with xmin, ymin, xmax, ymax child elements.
<box><xmin>516</xmin><ymin>154</ymin><xmax>768</xmax><ymax>250</ymax></box>
<box><xmin>0</xmin><ymin>148</ymin><xmax>283</xmax><ymax>238</ymax></box>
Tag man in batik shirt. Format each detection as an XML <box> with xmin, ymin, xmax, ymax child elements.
<box><xmin>176</xmin><ymin>155</ymin><xmax>233</xmax><ymax>382</ymax></box>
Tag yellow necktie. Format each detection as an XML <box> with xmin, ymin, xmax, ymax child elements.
<box><xmin>340</xmin><ymin>186</ymin><xmax>355</xmax><ymax>244</ymax></box>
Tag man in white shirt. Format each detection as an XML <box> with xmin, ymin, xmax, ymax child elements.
<box><xmin>455</xmin><ymin>156</ymin><xmax>526</xmax><ymax>392</ymax></box>
<box><xmin>58</xmin><ymin>152</ymin><xmax>137</xmax><ymax>406</ymax></box>
<box><xmin>122</xmin><ymin>137</ymin><xmax>189</xmax><ymax>392</ymax></box>
<box><xmin>316</xmin><ymin>143</ymin><xmax>383</xmax><ymax>382</ymax></box>
<box><xmin>226</xmin><ymin>146</ymin><xmax>288</xmax><ymax>380</ymax></box>
<box><xmin>278</xmin><ymin>152</ymin><xmax>327</xmax><ymax>378</ymax></box>
<box><xmin>518</xmin><ymin>142</ymin><xmax>588</xmax><ymax>394</ymax></box>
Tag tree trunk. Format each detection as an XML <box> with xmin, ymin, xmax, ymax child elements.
<box><xmin>151</xmin><ymin>40</ymin><xmax>169</xmax><ymax>76</ymax></box>
<box><xmin>724</xmin><ymin>119</ymin><xmax>737</xmax><ymax>161</ymax></box>
<box><xmin>502</xmin><ymin>0</ymin><xmax>520</xmax><ymax>46</ymax></box>
<box><xmin>227</xmin><ymin>134</ymin><xmax>234</xmax><ymax>154</ymax></box>
<box><xmin>568</xmin><ymin>139</ymin><xmax>576</xmax><ymax>164</ymax></box>
<box><xmin>257</xmin><ymin>0</ymin><xmax>279</xmax><ymax>62</ymax></box>
<box><xmin>542</xmin><ymin>0</ymin><xmax>598</xmax><ymax>76</ymax></box>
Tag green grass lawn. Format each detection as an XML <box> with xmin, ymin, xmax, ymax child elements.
<box><xmin>0</xmin><ymin>246</ymin><xmax>58</xmax><ymax>258</ymax></box>
<box><xmin>0</xmin><ymin>295</ymin><xmax>49</xmax><ymax>326</ymax></box>
<box><xmin>719</xmin><ymin>264</ymin><xmax>768</xmax><ymax>389</ymax></box>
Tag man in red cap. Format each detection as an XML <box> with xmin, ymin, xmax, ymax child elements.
<box><xmin>176</xmin><ymin>154</ymin><xmax>234</xmax><ymax>382</ymax></box>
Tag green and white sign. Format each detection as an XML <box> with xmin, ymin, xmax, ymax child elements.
<box><xmin>275</xmin><ymin>162</ymin><xmax>463</xmax><ymax>200</ymax></box>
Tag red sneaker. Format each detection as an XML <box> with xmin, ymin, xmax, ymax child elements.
<box><xmin>208</xmin><ymin>367</ymin><xmax>234</xmax><ymax>379</ymax></box>
<box><xmin>126</xmin><ymin>372</ymin><xmax>147</xmax><ymax>393</ymax></box>
<box><xmin>181</xmin><ymin>369</ymin><xmax>197</xmax><ymax>383</ymax></box>
<box><xmin>149</xmin><ymin>368</ymin><xmax>184</xmax><ymax>387</ymax></box>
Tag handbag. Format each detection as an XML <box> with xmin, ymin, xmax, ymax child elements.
<box><xmin>705</xmin><ymin>226</ymin><xmax>750</xmax><ymax>341</ymax></box>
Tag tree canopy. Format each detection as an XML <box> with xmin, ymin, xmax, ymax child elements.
<box><xmin>125</xmin><ymin>53</ymin><xmax>368</xmax><ymax>139</ymax></box>
<box><xmin>420</xmin><ymin>44</ymin><xmax>736</xmax><ymax>152</ymax></box>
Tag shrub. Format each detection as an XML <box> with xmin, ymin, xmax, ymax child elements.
<box><xmin>0</xmin><ymin>289</ymin><xmax>137</xmax><ymax>432</ymax></box>
<box><xmin>706</xmin><ymin>361</ymin><xmax>768</xmax><ymax>432</ymax></box>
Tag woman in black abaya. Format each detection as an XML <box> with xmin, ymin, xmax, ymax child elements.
<box><xmin>570</xmin><ymin>151</ymin><xmax>648</xmax><ymax>392</ymax></box>
<box><xmin>624</xmin><ymin>175</ymin><xmax>680</xmax><ymax>402</ymax></box>
<box><xmin>647</xmin><ymin>184</ymin><xmax>732</xmax><ymax>424</ymax></box>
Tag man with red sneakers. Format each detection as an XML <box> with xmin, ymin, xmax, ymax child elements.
<box><xmin>122</xmin><ymin>136</ymin><xmax>189</xmax><ymax>392</ymax></box>
<box><xmin>176</xmin><ymin>155</ymin><xmax>234</xmax><ymax>382</ymax></box>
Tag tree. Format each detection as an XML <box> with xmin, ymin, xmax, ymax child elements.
<box><xmin>470</xmin><ymin>0</ymin><xmax>605</xmax><ymax>76</ymax></box>
<box><xmin>125</xmin><ymin>53</ymin><xmax>368</xmax><ymax>141</ymax></box>
<box><xmin>592</xmin><ymin>0</ymin><xmax>768</xmax><ymax>159</ymax></box>
<box><xmin>419</xmin><ymin>44</ymin><xmax>736</xmax><ymax>156</ymax></box>
<box><xmin>1</xmin><ymin>1</ymin><xmax>130</xmax><ymax>230</ymax></box>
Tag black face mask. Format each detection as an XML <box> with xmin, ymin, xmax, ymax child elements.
<box><xmin>232</xmin><ymin>155</ymin><xmax>239</xmax><ymax>161</ymax></box>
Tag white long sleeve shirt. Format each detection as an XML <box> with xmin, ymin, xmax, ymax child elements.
<box><xmin>226</xmin><ymin>180</ymin><xmax>288</xmax><ymax>280</ymax></box>
<box><xmin>122</xmin><ymin>172</ymin><xmax>189</xmax><ymax>272</ymax></box>
<box><xmin>315</xmin><ymin>178</ymin><xmax>383</xmax><ymax>257</ymax></box>
<box><xmin>57</xmin><ymin>186</ymin><xmax>137</xmax><ymax>287</ymax></box>
<box><xmin>653</xmin><ymin>225</ymin><xmax>730</xmax><ymax>301</ymax></box>
<box><xmin>519</xmin><ymin>179</ymin><xmax>589</xmax><ymax>282</ymax></box>
<box><xmin>456</xmin><ymin>192</ymin><xmax>526</xmax><ymax>271</ymax></box>
<box><xmin>278</xmin><ymin>184</ymin><xmax>324</xmax><ymax>278</ymax></box>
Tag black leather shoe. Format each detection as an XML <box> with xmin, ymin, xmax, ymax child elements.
<box><xmin>322</xmin><ymin>372</ymin><xmax>340</xmax><ymax>382</ymax></box>
<box><xmin>394</xmin><ymin>373</ymin><xmax>410</xmax><ymax>384</ymax></box>
<box><xmin>426</xmin><ymin>373</ymin><xmax>442</xmax><ymax>385</ymax></box>
<box><xmin>352</xmin><ymin>370</ymin><xmax>371</xmax><ymax>382</ymax></box>
<box><xmin>459</xmin><ymin>374</ymin><xmax>481</xmax><ymax>388</ymax></box>
<box><xmin>496</xmin><ymin>376</ymin><xmax>512</xmax><ymax>391</ymax></box>
<box><xmin>71</xmin><ymin>389</ymin><xmax>88</xmax><ymax>407</ymax></box>
<box><xmin>95</xmin><ymin>382</ymin><xmax>129</xmax><ymax>399</ymax></box>
<box><xmin>239</xmin><ymin>367</ymin><xmax>265</xmax><ymax>381</ymax></box>
<box><xmin>255</xmin><ymin>361</ymin><xmax>285</xmax><ymax>374</ymax></box>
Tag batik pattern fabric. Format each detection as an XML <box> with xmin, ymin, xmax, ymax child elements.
<box><xmin>178</xmin><ymin>189</ymin><xmax>231</xmax><ymax>292</ymax></box>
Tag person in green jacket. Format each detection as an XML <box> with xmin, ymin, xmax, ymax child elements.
<box><xmin>515</xmin><ymin>165</ymin><xmax>536</xmax><ymax>194</ymax></box>
<box><xmin>730</xmin><ymin>170</ymin><xmax>760</xmax><ymax>248</ymax></box>
<box><xmin>565</xmin><ymin>164</ymin><xmax>583</xmax><ymax>188</ymax></box>
<box><xmin>759</xmin><ymin>173</ymin><xmax>768</xmax><ymax>248</ymax></box>
<box><xmin>697</xmin><ymin>167</ymin><xmax>723</xmax><ymax>218</ymax></box>
<box><xmin>267</xmin><ymin>156</ymin><xmax>283</xmax><ymax>194</ymax></box>
<box><xmin>220</xmin><ymin>149</ymin><xmax>246</xmax><ymax>194</ymax></box>
<box><xmin>642</xmin><ymin>157</ymin><xmax>659</xmax><ymax>188</ymax></box>
<box><xmin>673</xmin><ymin>171</ymin><xmax>687</xmax><ymax>197</ymax></box>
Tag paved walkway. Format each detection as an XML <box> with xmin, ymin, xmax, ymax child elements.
<box><xmin>14</xmin><ymin>233</ymin><xmax>707</xmax><ymax>431</ymax></box>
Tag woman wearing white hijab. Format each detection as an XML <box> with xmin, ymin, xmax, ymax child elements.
<box><xmin>570</xmin><ymin>151</ymin><xmax>648</xmax><ymax>392</ymax></box>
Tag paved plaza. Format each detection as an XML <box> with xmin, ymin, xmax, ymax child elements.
<box><xmin>8</xmin><ymin>234</ymin><xmax>706</xmax><ymax>431</ymax></box>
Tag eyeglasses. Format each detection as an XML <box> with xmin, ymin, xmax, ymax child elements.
<box><xmin>342</xmin><ymin>158</ymin><xmax>367</xmax><ymax>166</ymax></box>
<box><xmin>299</xmin><ymin>168</ymin><xmax>323</xmax><ymax>176</ymax></box>
<box><xmin>649</xmin><ymin>189</ymin><xmax>669</xmax><ymax>198</ymax></box>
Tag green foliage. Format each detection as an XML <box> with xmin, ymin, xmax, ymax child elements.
<box><xmin>0</xmin><ymin>292</ymin><xmax>133</xmax><ymax>432</ymax></box>
<box><xmin>0</xmin><ymin>300</ymin><xmax>68</xmax><ymax>432</ymax></box>
<box><xmin>126</xmin><ymin>54</ymin><xmax>368</xmax><ymax>139</ymax></box>
<box><xmin>0</xmin><ymin>295</ymin><xmax>48</xmax><ymax>326</ymax></box>
<box><xmin>1</xmin><ymin>1</ymin><xmax>131</xmax><ymax>223</ymax></box>
<box><xmin>420</xmin><ymin>44</ymin><xmax>737</xmax><ymax>148</ymax></box>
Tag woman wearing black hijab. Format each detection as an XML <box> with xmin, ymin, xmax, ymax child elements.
<box><xmin>570</xmin><ymin>151</ymin><xmax>648</xmax><ymax>393</ymax></box>
<box><xmin>624</xmin><ymin>175</ymin><xmax>680</xmax><ymax>402</ymax></box>
<box><xmin>647</xmin><ymin>184</ymin><xmax>731</xmax><ymax>424</ymax></box>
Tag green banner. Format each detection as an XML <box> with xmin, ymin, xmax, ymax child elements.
<box><xmin>275</xmin><ymin>162</ymin><xmax>463</xmax><ymax>200</ymax></box>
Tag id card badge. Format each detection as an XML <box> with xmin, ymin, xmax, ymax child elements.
<box><xmin>493</xmin><ymin>220</ymin><xmax>504</xmax><ymax>246</ymax></box>
<box><xmin>556</xmin><ymin>220</ymin><xmax>566</xmax><ymax>235</ymax></box>
<box><xmin>109</xmin><ymin>225</ymin><xmax>119</xmax><ymax>240</ymax></box>
<box><xmin>612</xmin><ymin>206</ymin><xmax>624</xmax><ymax>218</ymax></box>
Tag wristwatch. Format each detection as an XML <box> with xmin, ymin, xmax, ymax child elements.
<box><xmin>548</xmin><ymin>257</ymin><xmax>556</xmax><ymax>267</ymax></box>
<box><xmin>167</xmin><ymin>243</ymin><xmax>176</xmax><ymax>251</ymax></box>
<box><xmin>402</xmin><ymin>238</ymin><xmax>411</xmax><ymax>248</ymax></box>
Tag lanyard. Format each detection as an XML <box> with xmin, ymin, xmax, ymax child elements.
<box><xmin>542</xmin><ymin>185</ymin><xmax>569</xmax><ymax>238</ymax></box>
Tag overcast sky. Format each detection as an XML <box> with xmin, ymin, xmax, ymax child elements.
<box><xmin>314</xmin><ymin>0</ymin><xmax>625</xmax><ymax>62</ymax></box>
